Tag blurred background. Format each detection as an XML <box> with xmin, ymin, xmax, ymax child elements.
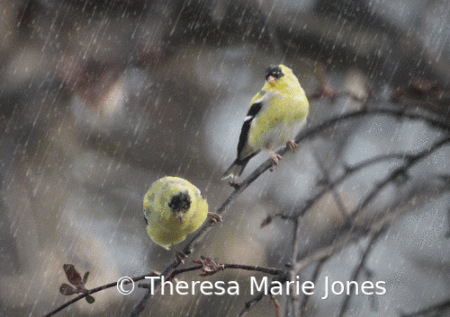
<box><xmin>1</xmin><ymin>0</ymin><xmax>450</xmax><ymax>316</ymax></box>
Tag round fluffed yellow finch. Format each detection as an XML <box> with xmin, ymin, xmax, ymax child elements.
<box><xmin>223</xmin><ymin>64</ymin><xmax>309</xmax><ymax>182</ymax></box>
<box><xmin>143</xmin><ymin>176</ymin><xmax>210</xmax><ymax>250</ymax></box>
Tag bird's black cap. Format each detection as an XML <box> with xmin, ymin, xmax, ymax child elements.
<box><xmin>169</xmin><ymin>191</ymin><xmax>191</xmax><ymax>213</ymax></box>
<box><xmin>265</xmin><ymin>65</ymin><xmax>284</xmax><ymax>80</ymax></box>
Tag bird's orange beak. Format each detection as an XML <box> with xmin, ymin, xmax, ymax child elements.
<box><xmin>268</xmin><ymin>75</ymin><xmax>277</xmax><ymax>87</ymax></box>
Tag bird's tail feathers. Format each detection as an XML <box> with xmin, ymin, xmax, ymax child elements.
<box><xmin>222</xmin><ymin>159</ymin><xmax>249</xmax><ymax>181</ymax></box>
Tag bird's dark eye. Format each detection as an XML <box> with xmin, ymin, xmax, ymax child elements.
<box><xmin>265</xmin><ymin>65</ymin><xmax>284</xmax><ymax>80</ymax></box>
<box><xmin>168</xmin><ymin>191</ymin><xmax>191</xmax><ymax>213</ymax></box>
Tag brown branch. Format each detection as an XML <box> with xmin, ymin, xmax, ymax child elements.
<box><xmin>222</xmin><ymin>264</ymin><xmax>284</xmax><ymax>276</ymax></box>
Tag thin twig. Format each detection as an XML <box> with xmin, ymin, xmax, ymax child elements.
<box><xmin>348</xmin><ymin>137</ymin><xmax>450</xmax><ymax>223</ymax></box>
<box><xmin>222</xmin><ymin>264</ymin><xmax>285</xmax><ymax>276</ymax></box>
<box><xmin>270</xmin><ymin>295</ymin><xmax>282</xmax><ymax>317</ymax></box>
<box><xmin>238</xmin><ymin>292</ymin><xmax>265</xmax><ymax>317</ymax></box>
<box><xmin>283</xmin><ymin>153</ymin><xmax>406</xmax><ymax>221</ymax></box>
<box><xmin>312</xmin><ymin>147</ymin><xmax>349</xmax><ymax>220</ymax></box>
<box><xmin>337</xmin><ymin>229</ymin><xmax>386</xmax><ymax>317</ymax></box>
<box><xmin>42</xmin><ymin>274</ymin><xmax>151</xmax><ymax>317</ymax></box>
<box><xmin>287</xmin><ymin>217</ymin><xmax>301</xmax><ymax>317</ymax></box>
<box><xmin>299</xmin><ymin>258</ymin><xmax>328</xmax><ymax>316</ymax></box>
<box><xmin>293</xmin><ymin>233</ymin><xmax>362</xmax><ymax>274</ymax></box>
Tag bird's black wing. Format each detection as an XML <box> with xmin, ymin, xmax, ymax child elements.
<box><xmin>237</xmin><ymin>101</ymin><xmax>263</xmax><ymax>158</ymax></box>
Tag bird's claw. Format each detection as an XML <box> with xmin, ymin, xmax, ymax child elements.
<box><xmin>271</xmin><ymin>154</ymin><xmax>283</xmax><ymax>165</ymax></box>
<box><xmin>269</xmin><ymin>152</ymin><xmax>282</xmax><ymax>165</ymax></box>
<box><xmin>208</xmin><ymin>212</ymin><xmax>222</xmax><ymax>224</ymax></box>
<box><xmin>286</xmin><ymin>140</ymin><xmax>298</xmax><ymax>152</ymax></box>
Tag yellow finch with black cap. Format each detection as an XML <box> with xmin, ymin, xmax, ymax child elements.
<box><xmin>143</xmin><ymin>176</ymin><xmax>211</xmax><ymax>250</ymax></box>
<box><xmin>223</xmin><ymin>64</ymin><xmax>309</xmax><ymax>182</ymax></box>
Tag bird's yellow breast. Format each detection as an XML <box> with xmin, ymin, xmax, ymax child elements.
<box><xmin>248</xmin><ymin>76</ymin><xmax>309</xmax><ymax>150</ymax></box>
